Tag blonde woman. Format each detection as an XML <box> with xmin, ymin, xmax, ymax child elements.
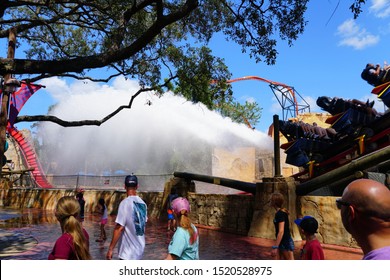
<box><xmin>165</xmin><ymin>197</ymin><xmax>199</xmax><ymax>260</ymax></box>
<box><xmin>270</xmin><ymin>192</ymin><xmax>294</xmax><ymax>260</ymax></box>
<box><xmin>48</xmin><ymin>196</ymin><xmax>91</xmax><ymax>260</ymax></box>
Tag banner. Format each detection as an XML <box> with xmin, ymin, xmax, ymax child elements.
<box><xmin>7</xmin><ymin>82</ymin><xmax>42</xmax><ymax>127</ymax></box>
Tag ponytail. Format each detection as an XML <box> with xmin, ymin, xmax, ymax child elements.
<box><xmin>177</xmin><ymin>210</ymin><xmax>197</xmax><ymax>245</ymax></box>
<box><xmin>63</xmin><ymin>215</ymin><xmax>91</xmax><ymax>260</ymax></box>
<box><xmin>56</xmin><ymin>196</ymin><xmax>91</xmax><ymax>260</ymax></box>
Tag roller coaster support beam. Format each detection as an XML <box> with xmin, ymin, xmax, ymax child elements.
<box><xmin>273</xmin><ymin>115</ymin><xmax>281</xmax><ymax>177</ymax></box>
<box><xmin>296</xmin><ymin>146</ymin><xmax>390</xmax><ymax>196</ymax></box>
<box><xmin>173</xmin><ymin>172</ymin><xmax>257</xmax><ymax>194</ymax></box>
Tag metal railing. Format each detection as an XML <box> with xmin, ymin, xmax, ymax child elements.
<box><xmin>13</xmin><ymin>174</ymin><xmax>173</xmax><ymax>191</ymax></box>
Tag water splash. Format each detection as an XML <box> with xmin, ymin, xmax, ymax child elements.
<box><xmin>37</xmin><ymin>76</ymin><xmax>273</xmax><ymax>176</ymax></box>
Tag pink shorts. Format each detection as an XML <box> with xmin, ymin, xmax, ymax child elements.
<box><xmin>101</xmin><ymin>218</ymin><xmax>108</xmax><ymax>225</ymax></box>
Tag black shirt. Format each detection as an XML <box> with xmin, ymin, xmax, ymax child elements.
<box><xmin>273</xmin><ymin>209</ymin><xmax>291</xmax><ymax>243</ymax></box>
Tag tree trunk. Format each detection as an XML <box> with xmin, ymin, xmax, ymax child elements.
<box><xmin>0</xmin><ymin>28</ymin><xmax>16</xmax><ymax>177</ymax></box>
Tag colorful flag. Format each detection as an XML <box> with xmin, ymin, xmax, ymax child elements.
<box><xmin>7</xmin><ymin>82</ymin><xmax>42</xmax><ymax>127</ymax></box>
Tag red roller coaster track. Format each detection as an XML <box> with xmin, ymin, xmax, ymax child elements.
<box><xmin>7</xmin><ymin>127</ymin><xmax>53</xmax><ymax>188</ymax></box>
<box><xmin>224</xmin><ymin>76</ymin><xmax>311</xmax><ymax>121</ymax></box>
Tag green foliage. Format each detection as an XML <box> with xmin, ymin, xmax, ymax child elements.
<box><xmin>0</xmin><ymin>1</ymin><xmax>366</xmax><ymax>127</ymax></box>
<box><xmin>167</xmin><ymin>45</ymin><xmax>232</xmax><ymax>109</ymax></box>
<box><xmin>217</xmin><ymin>100</ymin><xmax>262</xmax><ymax>128</ymax></box>
<box><xmin>1</xmin><ymin>1</ymin><xmax>310</xmax><ymax>90</ymax></box>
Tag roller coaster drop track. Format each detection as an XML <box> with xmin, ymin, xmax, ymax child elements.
<box><xmin>7</xmin><ymin>126</ymin><xmax>53</xmax><ymax>188</ymax></box>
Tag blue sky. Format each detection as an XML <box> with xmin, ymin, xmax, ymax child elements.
<box><xmin>9</xmin><ymin>1</ymin><xmax>390</xmax><ymax>133</ymax></box>
<box><xmin>208</xmin><ymin>0</ymin><xmax>390</xmax><ymax>131</ymax></box>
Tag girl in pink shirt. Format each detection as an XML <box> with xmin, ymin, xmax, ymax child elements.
<box><xmin>48</xmin><ymin>196</ymin><xmax>91</xmax><ymax>260</ymax></box>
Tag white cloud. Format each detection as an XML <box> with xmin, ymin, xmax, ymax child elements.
<box><xmin>269</xmin><ymin>95</ymin><xmax>281</xmax><ymax>114</ymax></box>
<box><xmin>359</xmin><ymin>94</ymin><xmax>388</xmax><ymax>114</ymax></box>
<box><xmin>337</xmin><ymin>19</ymin><xmax>360</xmax><ymax>35</ymax></box>
<box><xmin>41</xmin><ymin>77</ymin><xmax>71</xmax><ymax>101</ymax></box>
<box><xmin>336</xmin><ymin>19</ymin><xmax>379</xmax><ymax>49</ymax></box>
<box><xmin>245</xmin><ymin>97</ymin><xmax>256</xmax><ymax>104</ymax></box>
<box><xmin>370</xmin><ymin>0</ymin><xmax>390</xmax><ymax>18</ymax></box>
<box><xmin>302</xmin><ymin>96</ymin><xmax>320</xmax><ymax>113</ymax></box>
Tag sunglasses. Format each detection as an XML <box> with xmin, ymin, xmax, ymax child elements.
<box><xmin>335</xmin><ymin>198</ymin><xmax>351</xmax><ymax>209</ymax></box>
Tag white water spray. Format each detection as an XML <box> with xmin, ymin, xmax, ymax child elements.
<box><xmin>37</xmin><ymin>76</ymin><xmax>273</xmax><ymax>177</ymax></box>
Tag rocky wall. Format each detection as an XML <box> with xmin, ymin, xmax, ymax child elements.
<box><xmin>188</xmin><ymin>192</ymin><xmax>254</xmax><ymax>235</ymax></box>
<box><xmin>247</xmin><ymin>177</ymin><xmax>359</xmax><ymax>248</ymax></box>
<box><xmin>0</xmin><ymin>188</ymin><xmax>164</xmax><ymax>219</ymax></box>
<box><xmin>296</xmin><ymin>195</ymin><xmax>358</xmax><ymax>248</ymax></box>
<box><xmin>248</xmin><ymin>176</ymin><xmax>300</xmax><ymax>240</ymax></box>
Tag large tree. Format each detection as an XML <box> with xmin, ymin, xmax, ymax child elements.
<box><xmin>0</xmin><ymin>0</ymin><xmax>365</xmax><ymax>164</ymax></box>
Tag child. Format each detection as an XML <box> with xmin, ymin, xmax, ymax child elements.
<box><xmin>49</xmin><ymin>196</ymin><xmax>91</xmax><ymax>259</ymax></box>
<box><xmin>167</xmin><ymin>187</ymin><xmax>178</xmax><ymax>231</ymax></box>
<box><xmin>96</xmin><ymin>198</ymin><xmax>108</xmax><ymax>242</ymax></box>
<box><xmin>294</xmin><ymin>216</ymin><xmax>325</xmax><ymax>260</ymax></box>
<box><xmin>270</xmin><ymin>192</ymin><xmax>294</xmax><ymax>260</ymax></box>
<box><xmin>165</xmin><ymin>197</ymin><xmax>199</xmax><ymax>260</ymax></box>
<box><xmin>75</xmin><ymin>189</ymin><xmax>85</xmax><ymax>222</ymax></box>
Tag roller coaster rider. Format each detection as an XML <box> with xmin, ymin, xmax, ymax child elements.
<box><xmin>361</xmin><ymin>62</ymin><xmax>390</xmax><ymax>87</ymax></box>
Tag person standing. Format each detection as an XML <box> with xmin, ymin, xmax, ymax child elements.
<box><xmin>48</xmin><ymin>196</ymin><xmax>91</xmax><ymax>260</ymax></box>
<box><xmin>96</xmin><ymin>198</ymin><xmax>108</xmax><ymax>242</ymax></box>
<box><xmin>106</xmin><ymin>174</ymin><xmax>147</xmax><ymax>260</ymax></box>
<box><xmin>294</xmin><ymin>216</ymin><xmax>325</xmax><ymax>260</ymax></box>
<box><xmin>270</xmin><ymin>192</ymin><xmax>294</xmax><ymax>260</ymax></box>
<box><xmin>167</xmin><ymin>187</ymin><xmax>178</xmax><ymax>231</ymax></box>
<box><xmin>337</xmin><ymin>179</ymin><xmax>390</xmax><ymax>260</ymax></box>
<box><xmin>75</xmin><ymin>189</ymin><xmax>85</xmax><ymax>222</ymax></box>
<box><xmin>165</xmin><ymin>197</ymin><xmax>199</xmax><ymax>260</ymax></box>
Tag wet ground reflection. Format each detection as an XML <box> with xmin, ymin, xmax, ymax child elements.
<box><xmin>0</xmin><ymin>207</ymin><xmax>362</xmax><ymax>260</ymax></box>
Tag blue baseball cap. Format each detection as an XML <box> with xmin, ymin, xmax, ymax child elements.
<box><xmin>294</xmin><ymin>215</ymin><xmax>318</xmax><ymax>233</ymax></box>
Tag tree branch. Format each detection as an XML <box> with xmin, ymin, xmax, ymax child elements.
<box><xmin>0</xmin><ymin>0</ymin><xmax>199</xmax><ymax>76</ymax></box>
<box><xmin>15</xmin><ymin>76</ymin><xmax>176</xmax><ymax>127</ymax></box>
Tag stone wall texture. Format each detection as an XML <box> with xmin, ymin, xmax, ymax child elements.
<box><xmin>297</xmin><ymin>195</ymin><xmax>358</xmax><ymax>247</ymax></box>
<box><xmin>0</xmin><ymin>187</ymin><xmax>164</xmax><ymax>220</ymax></box>
<box><xmin>212</xmin><ymin>147</ymin><xmax>274</xmax><ymax>182</ymax></box>
<box><xmin>188</xmin><ymin>192</ymin><xmax>254</xmax><ymax>235</ymax></box>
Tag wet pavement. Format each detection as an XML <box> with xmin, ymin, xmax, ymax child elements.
<box><xmin>0</xmin><ymin>208</ymin><xmax>363</xmax><ymax>260</ymax></box>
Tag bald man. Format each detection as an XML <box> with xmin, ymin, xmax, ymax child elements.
<box><xmin>337</xmin><ymin>179</ymin><xmax>390</xmax><ymax>260</ymax></box>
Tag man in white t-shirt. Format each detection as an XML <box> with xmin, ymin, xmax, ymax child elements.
<box><xmin>106</xmin><ymin>174</ymin><xmax>147</xmax><ymax>260</ymax></box>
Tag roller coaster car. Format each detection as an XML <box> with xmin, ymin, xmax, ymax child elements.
<box><xmin>371</xmin><ymin>81</ymin><xmax>390</xmax><ymax>108</ymax></box>
<box><xmin>279</xmin><ymin>120</ymin><xmax>334</xmax><ymax>168</ymax></box>
<box><xmin>282</xmin><ymin>96</ymin><xmax>390</xmax><ymax>173</ymax></box>
<box><xmin>316</xmin><ymin>96</ymin><xmax>353</xmax><ymax>115</ymax></box>
<box><xmin>278</xmin><ymin>120</ymin><xmax>305</xmax><ymax>142</ymax></box>
<box><xmin>317</xmin><ymin>96</ymin><xmax>378</xmax><ymax>116</ymax></box>
<box><xmin>327</xmin><ymin>107</ymin><xmax>376</xmax><ymax>136</ymax></box>
<box><xmin>283</xmin><ymin>138</ymin><xmax>331</xmax><ymax>167</ymax></box>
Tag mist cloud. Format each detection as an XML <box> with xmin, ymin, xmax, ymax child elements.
<box><xmin>38</xmin><ymin>76</ymin><xmax>273</xmax><ymax>176</ymax></box>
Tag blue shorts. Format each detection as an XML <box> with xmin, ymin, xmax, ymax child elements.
<box><xmin>279</xmin><ymin>237</ymin><xmax>294</xmax><ymax>251</ymax></box>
